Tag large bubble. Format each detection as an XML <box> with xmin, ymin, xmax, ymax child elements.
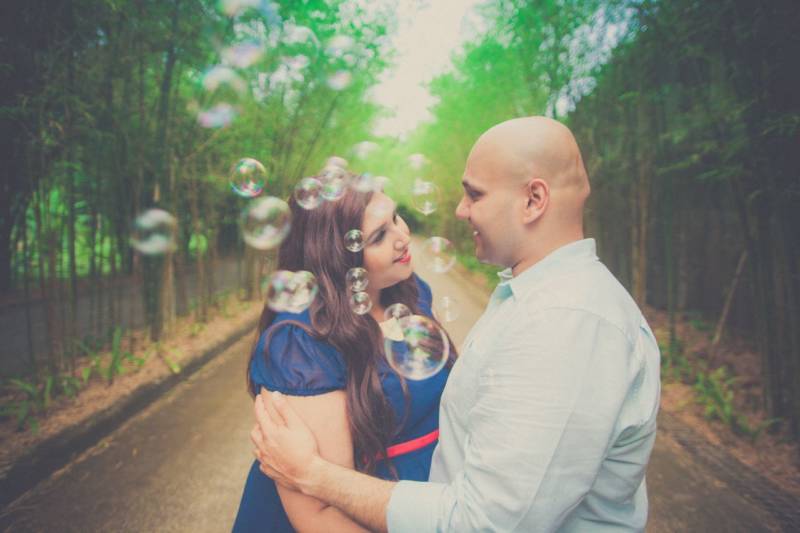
<box><xmin>230</xmin><ymin>158</ymin><xmax>267</xmax><ymax>198</ymax></box>
<box><xmin>264</xmin><ymin>270</ymin><xmax>318</xmax><ymax>313</ymax></box>
<box><xmin>421</xmin><ymin>236</ymin><xmax>455</xmax><ymax>273</ymax></box>
<box><xmin>294</xmin><ymin>177</ymin><xmax>323</xmax><ymax>210</ymax></box>
<box><xmin>384</xmin><ymin>315</ymin><xmax>449</xmax><ymax>380</ymax></box>
<box><xmin>412</xmin><ymin>179</ymin><xmax>440</xmax><ymax>216</ymax></box>
<box><xmin>130</xmin><ymin>209</ymin><xmax>177</xmax><ymax>255</ymax></box>
<box><xmin>240</xmin><ymin>196</ymin><xmax>291</xmax><ymax>250</ymax></box>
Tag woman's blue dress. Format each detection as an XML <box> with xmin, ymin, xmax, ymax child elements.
<box><xmin>233</xmin><ymin>275</ymin><xmax>449</xmax><ymax>532</ymax></box>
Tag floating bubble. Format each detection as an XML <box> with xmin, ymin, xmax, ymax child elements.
<box><xmin>352</xmin><ymin>141</ymin><xmax>378</xmax><ymax>160</ymax></box>
<box><xmin>218</xmin><ymin>0</ymin><xmax>259</xmax><ymax>17</ymax></box>
<box><xmin>264</xmin><ymin>270</ymin><xmax>294</xmax><ymax>311</ymax></box>
<box><xmin>422</xmin><ymin>236</ymin><xmax>455</xmax><ymax>273</ymax></box>
<box><xmin>346</xmin><ymin>267</ymin><xmax>369</xmax><ymax>292</ymax></box>
<box><xmin>285</xmin><ymin>55</ymin><xmax>310</xmax><ymax>70</ymax></box>
<box><xmin>384</xmin><ymin>315</ymin><xmax>449</xmax><ymax>380</ymax></box>
<box><xmin>283</xmin><ymin>24</ymin><xmax>318</xmax><ymax>47</ymax></box>
<box><xmin>286</xmin><ymin>270</ymin><xmax>318</xmax><ymax>313</ymax></box>
<box><xmin>412</xmin><ymin>179</ymin><xmax>440</xmax><ymax>215</ymax></box>
<box><xmin>383</xmin><ymin>303</ymin><xmax>411</xmax><ymax>322</ymax></box>
<box><xmin>373</xmin><ymin>175</ymin><xmax>390</xmax><ymax>191</ymax></box>
<box><xmin>408</xmin><ymin>153</ymin><xmax>428</xmax><ymax>170</ymax></box>
<box><xmin>344</xmin><ymin>229</ymin><xmax>364</xmax><ymax>252</ymax></box>
<box><xmin>319</xmin><ymin>165</ymin><xmax>347</xmax><ymax>201</ymax></box>
<box><xmin>350</xmin><ymin>291</ymin><xmax>373</xmax><ymax>315</ymax></box>
<box><xmin>327</xmin><ymin>71</ymin><xmax>352</xmax><ymax>91</ymax></box>
<box><xmin>349</xmin><ymin>173</ymin><xmax>375</xmax><ymax>193</ymax></box>
<box><xmin>230</xmin><ymin>158</ymin><xmax>267</xmax><ymax>198</ymax></box>
<box><xmin>240</xmin><ymin>196</ymin><xmax>291</xmax><ymax>250</ymax></box>
<box><xmin>221</xmin><ymin>41</ymin><xmax>265</xmax><ymax>69</ymax></box>
<box><xmin>202</xmin><ymin>65</ymin><xmax>246</xmax><ymax>96</ymax></box>
<box><xmin>130</xmin><ymin>209</ymin><xmax>177</xmax><ymax>255</ymax></box>
<box><xmin>435</xmin><ymin>296</ymin><xmax>460</xmax><ymax>322</ymax></box>
<box><xmin>197</xmin><ymin>103</ymin><xmax>238</xmax><ymax>128</ymax></box>
<box><xmin>325</xmin><ymin>156</ymin><xmax>348</xmax><ymax>169</ymax></box>
<box><xmin>326</xmin><ymin>35</ymin><xmax>355</xmax><ymax>58</ymax></box>
<box><xmin>294</xmin><ymin>177</ymin><xmax>323</xmax><ymax>210</ymax></box>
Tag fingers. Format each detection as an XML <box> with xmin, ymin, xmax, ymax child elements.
<box><xmin>269</xmin><ymin>390</ymin><xmax>303</xmax><ymax>430</ymax></box>
<box><xmin>254</xmin><ymin>394</ymin><xmax>278</xmax><ymax>435</ymax></box>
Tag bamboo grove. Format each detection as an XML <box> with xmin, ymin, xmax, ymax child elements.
<box><xmin>407</xmin><ymin>0</ymin><xmax>800</xmax><ymax>438</ymax></box>
<box><xmin>1</xmin><ymin>0</ymin><xmax>390</xmax><ymax>379</ymax></box>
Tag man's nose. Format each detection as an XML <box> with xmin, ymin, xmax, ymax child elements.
<box><xmin>455</xmin><ymin>197</ymin><xmax>468</xmax><ymax>220</ymax></box>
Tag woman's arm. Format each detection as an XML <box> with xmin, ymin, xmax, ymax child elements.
<box><xmin>273</xmin><ymin>390</ymin><xmax>370</xmax><ymax>533</ymax></box>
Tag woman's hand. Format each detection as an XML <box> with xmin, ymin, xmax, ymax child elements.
<box><xmin>251</xmin><ymin>388</ymin><xmax>321</xmax><ymax>493</ymax></box>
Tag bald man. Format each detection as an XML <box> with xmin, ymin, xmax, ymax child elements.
<box><xmin>252</xmin><ymin>117</ymin><xmax>661</xmax><ymax>532</ymax></box>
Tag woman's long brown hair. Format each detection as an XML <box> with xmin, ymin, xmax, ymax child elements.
<box><xmin>247</xmin><ymin>186</ymin><xmax>456</xmax><ymax>475</ymax></box>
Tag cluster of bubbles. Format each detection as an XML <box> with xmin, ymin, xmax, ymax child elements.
<box><xmin>263</xmin><ymin>270</ymin><xmax>318</xmax><ymax>313</ymax></box>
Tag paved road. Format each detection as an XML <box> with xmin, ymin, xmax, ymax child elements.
<box><xmin>0</xmin><ymin>241</ymin><xmax>791</xmax><ymax>531</ymax></box>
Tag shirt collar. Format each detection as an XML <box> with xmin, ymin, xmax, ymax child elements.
<box><xmin>496</xmin><ymin>238</ymin><xmax>598</xmax><ymax>301</ymax></box>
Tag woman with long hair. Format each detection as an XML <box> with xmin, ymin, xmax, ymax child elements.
<box><xmin>233</xmin><ymin>183</ymin><xmax>455</xmax><ymax>532</ymax></box>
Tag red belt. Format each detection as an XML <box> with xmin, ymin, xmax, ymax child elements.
<box><xmin>383</xmin><ymin>429</ymin><xmax>439</xmax><ymax>459</ymax></box>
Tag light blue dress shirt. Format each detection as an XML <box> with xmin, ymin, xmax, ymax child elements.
<box><xmin>387</xmin><ymin>239</ymin><xmax>661</xmax><ymax>532</ymax></box>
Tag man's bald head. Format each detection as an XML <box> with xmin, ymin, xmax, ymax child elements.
<box><xmin>471</xmin><ymin>116</ymin><xmax>590</xmax><ymax>197</ymax></box>
<box><xmin>458</xmin><ymin>116</ymin><xmax>590</xmax><ymax>273</ymax></box>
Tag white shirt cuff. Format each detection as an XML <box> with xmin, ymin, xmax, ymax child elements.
<box><xmin>387</xmin><ymin>480</ymin><xmax>448</xmax><ymax>533</ymax></box>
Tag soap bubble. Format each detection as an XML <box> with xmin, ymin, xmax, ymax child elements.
<box><xmin>346</xmin><ymin>267</ymin><xmax>369</xmax><ymax>292</ymax></box>
<box><xmin>319</xmin><ymin>165</ymin><xmax>347</xmax><ymax>201</ymax></box>
<box><xmin>383</xmin><ymin>303</ymin><xmax>411</xmax><ymax>322</ymax></box>
<box><xmin>201</xmin><ymin>65</ymin><xmax>246</xmax><ymax>96</ymax></box>
<box><xmin>294</xmin><ymin>177</ymin><xmax>324</xmax><ymax>210</ymax></box>
<box><xmin>240</xmin><ymin>196</ymin><xmax>291</xmax><ymax>250</ymax></box>
<box><xmin>264</xmin><ymin>270</ymin><xmax>318</xmax><ymax>313</ymax></box>
<box><xmin>326</xmin><ymin>35</ymin><xmax>355</xmax><ymax>58</ymax></box>
<box><xmin>412</xmin><ymin>179</ymin><xmax>440</xmax><ymax>216</ymax></box>
<box><xmin>221</xmin><ymin>41</ymin><xmax>265</xmax><ymax>69</ymax></box>
<box><xmin>130</xmin><ymin>209</ymin><xmax>177</xmax><ymax>255</ymax></box>
<box><xmin>327</xmin><ymin>71</ymin><xmax>352</xmax><ymax>91</ymax></box>
<box><xmin>408</xmin><ymin>153</ymin><xmax>428</xmax><ymax>170</ymax></box>
<box><xmin>286</xmin><ymin>270</ymin><xmax>318</xmax><ymax>313</ymax></box>
<box><xmin>350</xmin><ymin>291</ymin><xmax>372</xmax><ymax>315</ymax></box>
<box><xmin>384</xmin><ymin>315</ymin><xmax>449</xmax><ymax>380</ymax></box>
<box><xmin>325</xmin><ymin>156</ymin><xmax>348</xmax><ymax>169</ymax></box>
<box><xmin>349</xmin><ymin>173</ymin><xmax>375</xmax><ymax>193</ymax></box>
<box><xmin>435</xmin><ymin>296</ymin><xmax>460</xmax><ymax>322</ymax></box>
<box><xmin>344</xmin><ymin>229</ymin><xmax>364</xmax><ymax>252</ymax></box>
<box><xmin>422</xmin><ymin>237</ymin><xmax>455</xmax><ymax>273</ymax></box>
<box><xmin>197</xmin><ymin>103</ymin><xmax>238</xmax><ymax>128</ymax></box>
<box><xmin>352</xmin><ymin>141</ymin><xmax>378</xmax><ymax>160</ymax></box>
<box><xmin>230</xmin><ymin>158</ymin><xmax>267</xmax><ymax>198</ymax></box>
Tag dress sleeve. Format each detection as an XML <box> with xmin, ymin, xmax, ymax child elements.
<box><xmin>414</xmin><ymin>273</ymin><xmax>434</xmax><ymax>317</ymax></box>
<box><xmin>249</xmin><ymin>322</ymin><xmax>347</xmax><ymax>396</ymax></box>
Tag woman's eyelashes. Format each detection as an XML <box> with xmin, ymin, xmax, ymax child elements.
<box><xmin>370</xmin><ymin>212</ymin><xmax>399</xmax><ymax>246</ymax></box>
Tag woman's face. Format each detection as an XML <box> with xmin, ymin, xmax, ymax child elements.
<box><xmin>361</xmin><ymin>192</ymin><xmax>413</xmax><ymax>292</ymax></box>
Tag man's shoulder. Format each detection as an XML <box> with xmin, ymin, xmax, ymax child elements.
<box><xmin>522</xmin><ymin>261</ymin><xmax>643</xmax><ymax>340</ymax></box>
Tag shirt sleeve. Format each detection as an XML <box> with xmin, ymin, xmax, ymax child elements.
<box><xmin>250</xmin><ymin>321</ymin><xmax>347</xmax><ymax>396</ymax></box>
<box><xmin>388</xmin><ymin>307</ymin><xmax>639</xmax><ymax>532</ymax></box>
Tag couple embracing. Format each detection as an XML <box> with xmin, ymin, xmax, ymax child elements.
<box><xmin>234</xmin><ymin>117</ymin><xmax>661</xmax><ymax>533</ymax></box>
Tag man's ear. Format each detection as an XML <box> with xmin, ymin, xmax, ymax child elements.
<box><xmin>522</xmin><ymin>178</ymin><xmax>548</xmax><ymax>223</ymax></box>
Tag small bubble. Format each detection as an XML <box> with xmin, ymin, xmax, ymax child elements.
<box><xmin>294</xmin><ymin>177</ymin><xmax>323</xmax><ymax>210</ymax></box>
<box><xmin>350</xmin><ymin>291</ymin><xmax>373</xmax><ymax>315</ymax></box>
<box><xmin>197</xmin><ymin>103</ymin><xmax>237</xmax><ymax>128</ymax></box>
<box><xmin>422</xmin><ymin>236</ymin><xmax>455</xmax><ymax>273</ymax></box>
<box><xmin>230</xmin><ymin>158</ymin><xmax>267</xmax><ymax>198</ymax></box>
<box><xmin>412</xmin><ymin>179</ymin><xmax>440</xmax><ymax>216</ymax></box>
<box><xmin>346</xmin><ymin>267</ymin><xmax>369</xmax><ymax>292</ymax></box>
<box><xmin>344</xmin><ymin>229</ymin><xmax>364</xmax><ymax>252</ymax></box>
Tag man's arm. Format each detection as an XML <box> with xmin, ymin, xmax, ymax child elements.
<box><xmin>253</xmin><ymin>391</ymin><xmax>394</xmax><ymax>532</ymax></box>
